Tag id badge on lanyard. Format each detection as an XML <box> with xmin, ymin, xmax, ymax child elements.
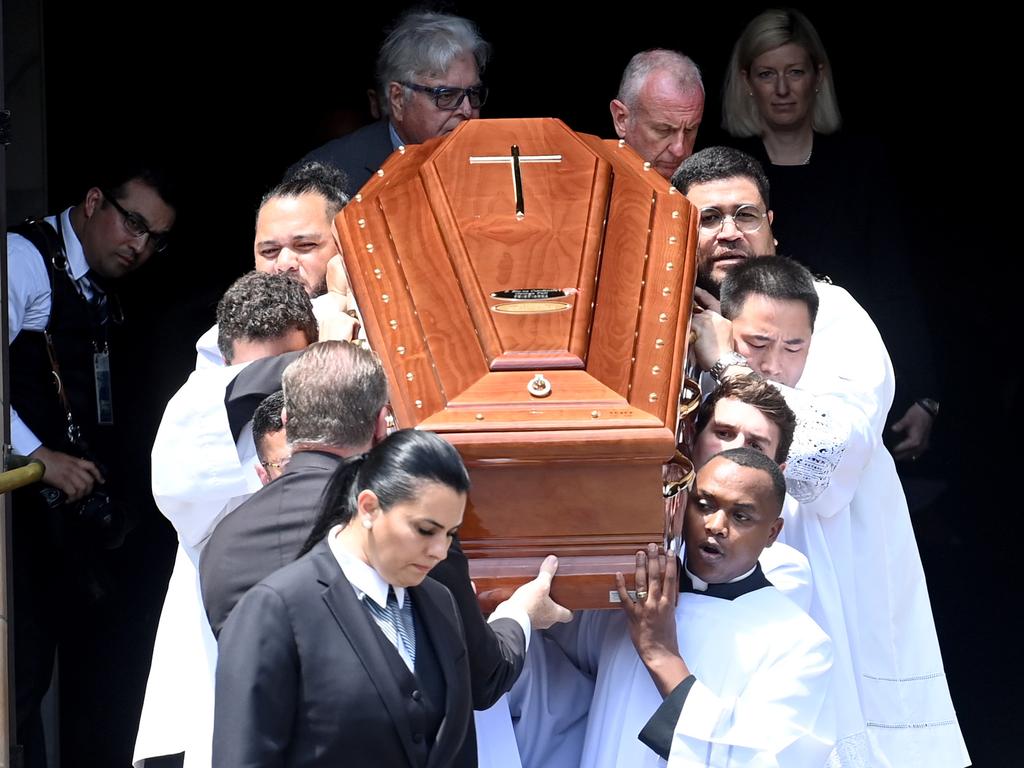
<box><xmin>94</xmin><ymin>349</ymin><xmax>113</xmax><ymax>424</ymax></box>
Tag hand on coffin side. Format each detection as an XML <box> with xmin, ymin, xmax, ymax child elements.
<box><xmin>693</xmin><ymin>286</ymin><xmax>721</xmax><ymax>313</ymax></box>
<box><xmin>499</xmin><ymin>554</ymin><xmax>572</xmax><ymax>630</ymax></box>
<box><xmin>319</xmin><ymin>256</ymin><xmax>360</xmax><ymax>342</ymax></box>
<box><xmin>616</xmin><ymin>543</ymin><xmax>690</xmax><ymax>699</ymax></box>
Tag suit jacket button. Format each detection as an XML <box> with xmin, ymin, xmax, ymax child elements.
<box><xmin>413</xmin><ymin>732</ymin><xmax>424</xmax><ymax>743</ymax></box>
<box><xmin>411</xmin><ymin>689</ymin><xmax>422</xmax><ymax>701</ymax></box>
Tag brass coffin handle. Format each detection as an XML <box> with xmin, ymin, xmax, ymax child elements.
<box><xmin>678</xmin><ymin>377</ymin><xmax>702</xmax><ymax>420</ymax></box>
<box><xmin>662</xmin><ymin>451</ymin><xmax>695</xmax><ymax>499</ymax></box>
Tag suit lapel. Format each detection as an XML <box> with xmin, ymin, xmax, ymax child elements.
<box><xmin>413</xmin><ymin>582</ymin><xmax>469</xmax><ymax>768</ymax></box>
<box><xmin>313</xmin><ymin>543</ymin><xmax>419</xmax><ymax>768</ymax></box>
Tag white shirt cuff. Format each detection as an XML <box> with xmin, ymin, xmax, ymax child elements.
<box><xmin>11</xmin><ymin>409</ymin><xmax>42</xmax><ymax>456</ymax></box>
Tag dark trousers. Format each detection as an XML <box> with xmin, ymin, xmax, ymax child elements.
<box><xmin>12</xmin><ymin>487</ymin><xmax>174</xmax><ymax>768</ymax></box>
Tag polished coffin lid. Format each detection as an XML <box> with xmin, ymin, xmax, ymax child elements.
<box><xmin>337</xmin><ymin>118</ymin><xmax>697</xmax><ymax>607</ymax></box>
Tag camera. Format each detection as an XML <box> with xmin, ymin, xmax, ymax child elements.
<box><xmin>39</xmin><ymin>480</ymin><xmax>126</xmax><ymax>550</ymax></box>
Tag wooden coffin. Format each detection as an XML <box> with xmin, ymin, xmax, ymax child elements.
<box><xmin>337</xmin><ymin>118</ymin><xmax>697</xmax><ymax>608</ymax></box>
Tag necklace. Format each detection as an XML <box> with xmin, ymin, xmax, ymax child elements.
<box><xmin>766</xmin><ymin>138</ymin><xmax>813</xmax><ymax>166</ymax></box>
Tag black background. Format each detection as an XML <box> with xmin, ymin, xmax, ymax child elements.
<box><xmin>25</xmin><ymin>1</ymin><xmax>1015</xmax><ymax>764</ymax></box>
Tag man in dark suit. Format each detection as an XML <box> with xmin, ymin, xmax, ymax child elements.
<box><xmin>200</xmin><ymin>341</ymin><xmax>390</xmax><ymax>636</ymax></box>
<box><xmin>297</xmin><ymin>10</ymin><xmax>491</xmax><ymax>196</ymax></box>
<box><xmin>200</xmin><ymin>341</ymin><xmax>566</xmax><ymax>756</ymax></box>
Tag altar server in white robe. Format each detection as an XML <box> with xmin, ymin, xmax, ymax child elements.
<box><xmin>675</xmin><ymin>147</ymin><xmax>969</xmax><ymax>768</ymax></box>
<box><xmin>134</xmin><ymin>273</ymin><xmax>316</xmax><ymax>767</ymax></box>
<box><xmin>508</xmin><ymin>376</ymin><xmax>813</xmax><ymax>768</ymax></box>
<box><xmin>549</xmin><ymin>449</ymin><xmax>834</xmax><ymax>767</ymax></box>
<box><xmin>691</xmin><ymin>256</ymin><xmax>876</xmax><ymax>766</ymax></box>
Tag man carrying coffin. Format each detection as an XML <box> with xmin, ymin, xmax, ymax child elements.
<box><xmin>674</xmin><ymin>143</ymin><xmax>969</xmax><ymax>765</ymax></box>
<box><xmin>548</xmin><ymin>449</ymin><xmax>834</xmax><ymax>766</ymax></box>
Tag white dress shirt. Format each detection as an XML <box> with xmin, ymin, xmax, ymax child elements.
<box><xmin>327</xmin><ymin>524</ymin><xmax>417</xmax><ymax>672</ymax></box>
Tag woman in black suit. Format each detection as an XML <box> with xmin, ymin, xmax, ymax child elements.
<box><xmin>213</xmin><ymin>429</ymin><xmax>475</xmax><ymax>768</ymax></box>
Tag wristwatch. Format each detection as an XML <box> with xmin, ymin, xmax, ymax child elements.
<box><xmin>916</xmin><ymin>398</ymin><xmax>940</xmax><ymax>418</ymax></box>
<box><xmin>709</xmin><ymin>351</ymin><xmax>748</xmax><ymax>384</ymax></box>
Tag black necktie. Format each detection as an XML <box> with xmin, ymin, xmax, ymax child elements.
<box><xmin>81</xmin><ymin>272</ymin><xmax>110</xmax><ymax>325</ymax></box>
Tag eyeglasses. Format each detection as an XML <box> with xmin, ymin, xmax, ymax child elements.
<box><xmin>260</xmin><ymin>457</ymin><xmax>289</xmax><ymax>472</ymax></box>
<box><xmin>698</xmin><ymin>205</ymin><xmax>767</xmax><ymax>234</ymax></box>
<box><xmin>101</xmin><ymin>190</ymin><xmax>171</xmax><ymax>252</ymax></box>
<box><xmin>400</xmin><ymin>82</ymin><xmax>488</xmax><ymax>110</ymax></box>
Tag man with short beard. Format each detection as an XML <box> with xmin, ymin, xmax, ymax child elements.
<box><xmin>194</xmin><ymin>161</ymin><xmax>357</xmax><ymax>369</ymax></box>
<box><xmin>675</xmin><ymin>145</ymin><xmax>937</xmax><ymax>460</ymax></box>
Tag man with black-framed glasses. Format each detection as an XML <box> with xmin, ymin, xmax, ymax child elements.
<box><xmin>6</xmin><ymin>161</ymin><xmax>177</xmax><ymax>767</ymax></box>
<box><xmin>296</xmin><ymin>10</ymin><xmax>490</xmax><ymax>197</ymax></box>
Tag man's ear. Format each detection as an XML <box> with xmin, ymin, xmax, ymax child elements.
<box><xmin>778</xmin><ymin>460</ymin><xmax>787</xmax><ymax>472</ymax></box>
<box><xmin>388</xmin><ymin>82</ymin><xmax>406</xmax><ymax>123</ymax></box>
<box><xmin>765</xmin><ymin>516</ymin><xmax>784</xmax><ymax>548</ymax></box>
<box><xmin>255</xmin><ymin>463</ymin><xmax>271</xmax><ymax>487</ymax></box>
<box><xmin>281</xmin><ymin>407</ymin><xmax>288</xmax><ymax>426</ymax></box>
<box><xmin>372</xmin><ymin>405</ymin><xmax>390</xmax><ymax>445</ymax></box>
<box><xmin>609</xmin><ymin>99</ymin><xmax>630</xmax><ymax>139</ymax></box>
<box><xmin>82</xmin><ymin>187</ymin><xmax>103</xmax><ymax>219</ymax></box>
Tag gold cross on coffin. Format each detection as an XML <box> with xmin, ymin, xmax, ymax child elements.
<box><xmin>469</xmin><ymin>145</ymin><xmax>562</xmax><ymax>218</ymax></box>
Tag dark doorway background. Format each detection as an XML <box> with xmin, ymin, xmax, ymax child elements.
<box><xmin>21</xmin><ymin>1</ymin><xmax>1013</xmax><ymax>765</ymax></box>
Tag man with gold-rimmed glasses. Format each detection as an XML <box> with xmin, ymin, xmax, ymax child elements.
<box><xmin>673</xmin><ymin>147</ymin><xmax>969</xmax><ymax>768</ymax></box>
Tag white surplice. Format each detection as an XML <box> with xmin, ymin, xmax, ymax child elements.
<box><xmin>134</xmin><ymin>362</ymin><xmax>263</xmax><ymax>767</ymax></box>
<box><xmin>776</xmin><ymin>281</ymin><xmax>969</xmax><ymax>768</ymax></box>
<box><xmin>547</xmin><ymin>578</ymin><xmax>834</xmax><ymax>768</ymax></box>
<box><xmin>506</xmin><ymin>545</ymin><xmax>814</xmax><ymax>768</ymax></box>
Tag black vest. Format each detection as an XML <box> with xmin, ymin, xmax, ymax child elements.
<box><xmin>365</xmin><ymin>593</ymin><xmax>447</xmax><ymax>767</ymax></box>
<box><xmin>8</xmin><ymin>221</ymin><xmax>115</xmax><ymax>461</ymax></box>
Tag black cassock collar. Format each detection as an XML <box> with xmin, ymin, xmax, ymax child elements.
<box><xmin>679</xmin><ymin>561</ymin><xmax>773</xmax><ymax>600</ymax></box>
